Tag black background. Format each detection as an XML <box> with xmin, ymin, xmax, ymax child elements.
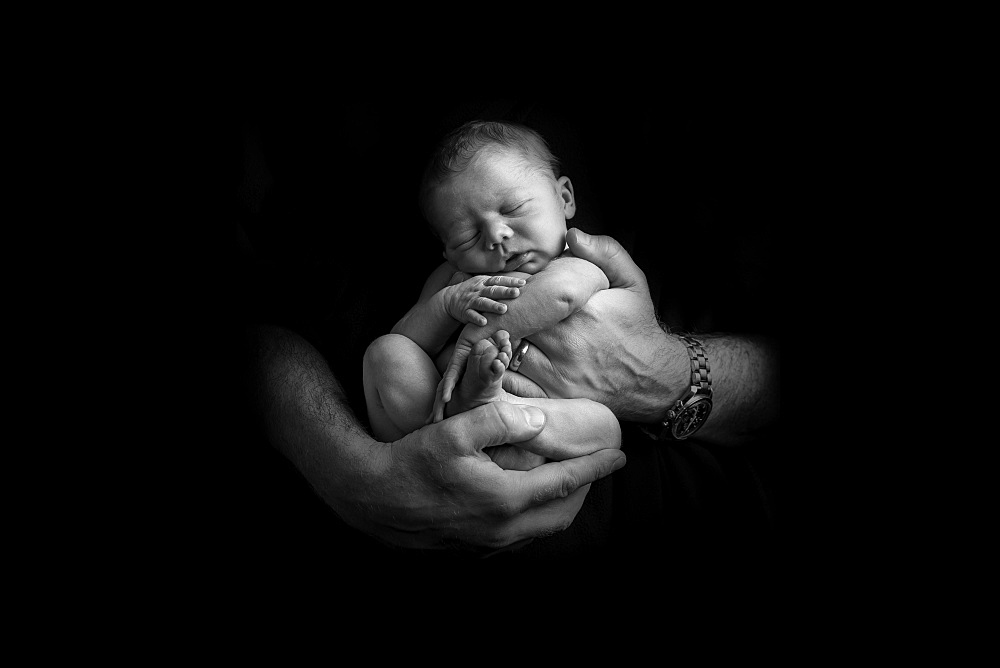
<box><xmin>177</xmin><ymin>68</ymin><xmax>818</xmax><ymax>590</ymax></box>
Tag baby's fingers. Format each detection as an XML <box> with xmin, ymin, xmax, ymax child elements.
<box><xmin>484</xmin><ymin>276</ymin><xmax>526</xmax><ymax>288</ymax></box>
<box><xmin>472</xmin><ymin>297</ymin><xmax>510</xmax><ymax>314</ymax></box>
<box><xmin>464</xmin><ymin>309</ymin><xmax>488</xmax><ymax>326</ymax></box>
<box><xmin>480</xmin><ymin>285</ymin><xmax>521</xmax><ymax>300</ymax></box>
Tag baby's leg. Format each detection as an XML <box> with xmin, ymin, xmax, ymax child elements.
<box><xmin>445</xmin><ymin>332</ymin><xmax>512</xmax><ymax>418</ymax></box>
<box><xmin>445</xmin><ymin>331</ymin><xmax>546</xmax><ymax>471</ymax></box>
<box><xmin>363</xmin><ymin>333</ymin><xmax>439</xmax><ymax>441</ymax></box>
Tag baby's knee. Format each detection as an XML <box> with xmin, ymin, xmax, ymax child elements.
<box><xmin>364</xmin><ymin>334</ymin><xmax>438</xmax><ymax>389</ymax></box>
<box><xmin>364</xmin><ymin>334</ymin><xmax>438</xmax><ymax>434</ymax></box>
<box><xmin>364</xmin><ymin>334</ymin><xmax>415</xmax><ymax>371</ymax></box>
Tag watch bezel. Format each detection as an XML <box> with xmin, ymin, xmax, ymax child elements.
<box><xmin>669</xmin><ymin>394</ymin><xmax>713</xmax><ymax>440</ymax></box>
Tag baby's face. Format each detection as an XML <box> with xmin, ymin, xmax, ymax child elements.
<box><xmin>426</xmin><ymin>147</ymin><xmax>575</xmax><ymax>275</ymax></box>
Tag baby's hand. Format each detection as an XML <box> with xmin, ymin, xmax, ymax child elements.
<box><xmin>445</xmin><ymin>274</ymin><xmax>525</xmax><ymax>326</ymax></box>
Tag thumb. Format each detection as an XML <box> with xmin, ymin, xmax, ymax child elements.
<box><xmin>566</xmin><ymin>228</ymin><xmax>648</xmax><ymax>292</ymax></box>
<box><xmin>468</xmin><ymin>401</ymin><xmax>546</xmax><ymax>452</ymax></box>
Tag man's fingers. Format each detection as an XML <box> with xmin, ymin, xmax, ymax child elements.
<box><xmin>566</xmin><ymin>227</ymin><xmax>648</xmax><ymax>292</ymax></box>
<box><xmin>507</xmin><ymin>397</ymin><xmax>622</xmax><ymax>461</ymax></box>
<box><xmin>511</xmin><ymin>448</ymin><xmax>626</xmax><ymax>508</ymax></box>
<box><xmin>504</xmin><ymin>338</ymin><xmax>570</xmax><ymax>400</ymax></box>
<box><xmin>493</xmin><ymin>484</ymin><xmax>592</xmax><ymax>546</ymax></box>
<box><xmin>501</xmin><ymin>371</ymin><xmax>548</xmax><ymax>399</ymax></box>
<box><xmin>485</xmin><ymin>449</ymin><xmax>626</xmax><ymax>547</ymax></box>
<box><xmin>436</xmin><ymin>401</ymin><xmax>547</xmax><ymax>452</ymax></box>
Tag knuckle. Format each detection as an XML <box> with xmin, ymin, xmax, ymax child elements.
<box><xmin>491</xmin><ymin>497</ymin><xmax>516</xmax><ymax>520</ymax></box>
<box><xmin>601</xmin><ymin>237</ymin><xmax>623</xmax><ymax>257</ymax></box>
<box><xmin>434</xmin><ymin>418</ymin><xmax>462</xmax><ymax>444</ymax></box>
<box><xmin>485</xmin><ymin>399</ymin><xmax>510</xmax><ymax>424</ymax></box>
<box><xmin>557</xmin><ymin>473</ymin><xmax>577</xmax><ymax>499</ymax></box>
<box><xmin>533</xmin><ymin>472</ymin><xmax>577</xmax><ymax>505</ymax></box>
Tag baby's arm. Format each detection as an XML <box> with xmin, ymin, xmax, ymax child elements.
<box><xmin>392</xmin><ymin>261</ymin><xmax>525</xmax><ymax>357</ymax></box>
<box><xmin>431</xmin><ymin>254</ymin><xmax>610</xmax><ymax>421</ymax></box>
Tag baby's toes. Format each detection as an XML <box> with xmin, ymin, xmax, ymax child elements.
<box><xmin>487</xmin><ymin>358</ymin><xmax>506</xmax><ymax>382</ymax></box>
<box><xmin>469</xmin><ymin>339</ymin><xmax>498</xmax><ymax>382</ymax></box>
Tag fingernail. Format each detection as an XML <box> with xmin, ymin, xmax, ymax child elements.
<box><xmin>575</xmin><ymin>229</ymin><xmax>591</xmax><ymax>246</ymax></box>
<box><xmin>611</xmin><ymin>454</ymin><xmax>626</xmax><ymax>472</ymax></box>
<box><xmin>519</xmin><ymin>405</ymin><xmax>545</xmax><ymax>428</ymax></box>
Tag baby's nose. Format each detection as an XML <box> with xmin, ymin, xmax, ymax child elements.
<box><xmin>484</xmin><ymin>219</ymin><xmax>513</xmax><ymax>249</ymax></box>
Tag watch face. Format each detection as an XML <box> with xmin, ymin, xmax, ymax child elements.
<box><xmin>671</xmin><ymin>397</ymin><xmax>712</xmax><ymax>439</ymax></box>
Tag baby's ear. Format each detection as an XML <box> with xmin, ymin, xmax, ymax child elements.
<box><xmin>558</xmin><ymin>175</ymin><xmax>577</xmax><ymax>219</ymax></box>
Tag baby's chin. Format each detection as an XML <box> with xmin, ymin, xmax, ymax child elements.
<box><xmin>512</xmin><ymin>258</ymin><xmax>548</xmax><ymax>275</ymax></box>
<box><xmin>467</xmin><ymin>253</ymin><xmax>550</xmax><ymax>276</ymax></box>
<box><xmin>480</xmin><ymin>259</ymin><xmax>548</xmax><ymax>277</ymax></box>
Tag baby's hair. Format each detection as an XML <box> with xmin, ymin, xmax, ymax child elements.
<box><xmin>418</xmin><ymin>120</ymin><xmax>561</xmax><ymax>224</ymax></box>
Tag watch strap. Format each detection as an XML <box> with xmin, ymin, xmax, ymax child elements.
<box><xmin>642</xmin><ymin>334</ymin><xmax>713</xmax><ymax>441</ymax></box>
<box><xmin>682</xmin><ymin>335</ymin><xmax>712</xmax><ymax>399</ymax></box>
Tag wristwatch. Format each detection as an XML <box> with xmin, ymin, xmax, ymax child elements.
<box><xmin>642</xmin><ymin>335</ymin><xmax>713</xmax><ymax>441</ymax></box>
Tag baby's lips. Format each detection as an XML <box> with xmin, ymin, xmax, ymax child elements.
<box><xmin>503</xmin><ymin>252</ymin><xmax>529</xmax><ymax>271</ymax></box>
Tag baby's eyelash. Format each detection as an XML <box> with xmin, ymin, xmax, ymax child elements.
<box><xmin>457</xmin><ymin>233</ymin><xmax>479</xmax><ymax>249</ymax></box>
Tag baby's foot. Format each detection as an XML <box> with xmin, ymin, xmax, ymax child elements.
<box><xmin>446</xmin><ymin>332</ymin><xmax>512</xmax><ymax>417</ymax></box>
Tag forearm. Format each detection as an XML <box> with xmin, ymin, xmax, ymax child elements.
<box><xmin>244</xmin><ymin>324</ymin><xmax>626</xmax><ymax>551</ymax></box>
<box><xmin>465</xmin><ymin>257</ymin><xmax>608</xmax><ymax>343</ymax></box>
<box><xmin>650</xmin><ymin>332</ymin><xmax>781</xmax><ymax>447</ymax></box>
<box><xmin>245</xmin><ymin>324</ymin><xmax>376</xmax><ymax>521</ymax></box>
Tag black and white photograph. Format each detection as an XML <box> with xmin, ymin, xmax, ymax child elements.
<box><xmin>197</xmin><ymin>73</ymin><xmax>803</xmax><ymax>596</ymax></box>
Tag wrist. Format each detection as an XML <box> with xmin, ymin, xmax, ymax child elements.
<box><xmin>438</xmin><ymin>285</ymin><xmax>458</xmax><ymax>319</ymax></box>
<box><xmin>642</xmin><ymin>333</ymin><xmax>715</xmax><ymax>441</ymax></box>
<box><xmin>321</xmin><ymin>432</ymin><xmax>387</xmax><ymax>530</ymax></box>
<box><xmin>646</xmin><ymin>332</ymin><xmax>691</xmax><ymax>423</ymax></box>
<box><xmin>613</xmin><ymin>325</ymin><xmax>688</xmax><ymax>422</ymax></box>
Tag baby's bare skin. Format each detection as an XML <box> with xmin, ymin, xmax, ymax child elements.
<box><xmin>446</xmin><ymin>331</ymin><xmax>545</xmax><ymax>471</ymax></box>
<box><xmin>446</xmin><ymin>333</ymin><xmax>511</xmax><ymax>414</ymax></box>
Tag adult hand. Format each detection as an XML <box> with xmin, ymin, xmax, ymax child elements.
<box><xmin>432</xmin><ymin>256</ymin><xmax>608</xmax><ymax>423</ymax></box>
<box><xmin>253</xmin><ymin>325</ymin><xmax>626</xmax><ymax>555</ymax></box>
<box><xmin>484</xmin><ymin>394</ymin><xmax>623</xmax><ymax>471</ymax></box>
<box><xmin>505</xmin><ymin>228</ymin><xmax>684</xmax><ymax>422</ymax></box>
<box><xmin>337</xmin><ymin>399</ymin><xmax>625</xmax><ymax>551</ymax></box>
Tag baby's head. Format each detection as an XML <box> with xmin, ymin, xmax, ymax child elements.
<box><xmin>419</xmin><ymin>120</ymin><xmax>576</xmax><ymax>275</ymax></box>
